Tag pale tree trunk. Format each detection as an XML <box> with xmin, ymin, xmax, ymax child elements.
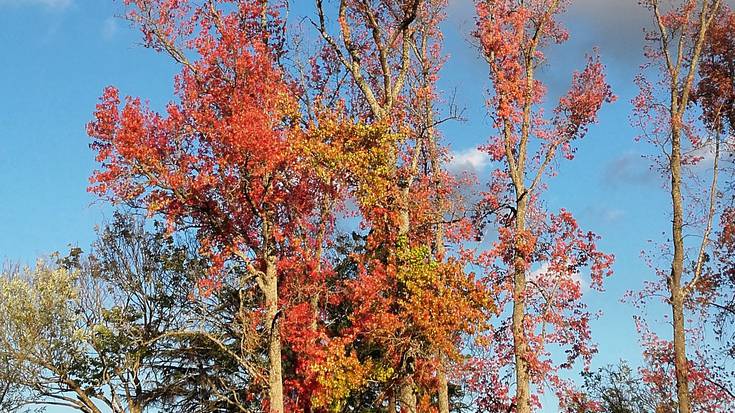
<box><xmin>264</xmin><ymin>254</ymin><xmax>284</xmax><ymax>413</ymax></box>
<box><xmin>669</xmin><ymin>124</ymin><xmax>692</xmax><ymax>413</ymax></box>
<box><xmin>397</xmin><ymin>201</ymin><xmax>418</xmax><ymax>413</ymax></box>
<box><xmin>431</xmin><ymin>144</ymin><xmax>450</xmax><ymax>413</ymax></box>
<box><xmin>653</xmin><ymin>1</ymin><xmax>722</xmax><ymax>410</ymax></box>
<box><xmin>512</xmin><ymin>194</ymin><xmax>531</xmax><ymax>413</ymax></box>
<box><xmin>437</xmin><ymin>364</ymin><xmax>450</xmax><ymax>413</ymax></box>
<box><xmin>398</xmin><ymin>379</ymin><xmax>417</xmax><ymax>413</ymax></box>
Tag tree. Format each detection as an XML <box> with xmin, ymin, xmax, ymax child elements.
<box><xmin>86</xmin><ymin>2</ymin><xmax>325</xmax><ymax>411</ymax></box>
<box><xmin>698</xmin><ymin>3</ymin><xmax>735</xmax><ymax>354</ymax></box>
<box><xmin>632</xmin><ymin>1</ymin><xmax>729</xmax><ymax>412</ymax></box>
<box><xmin>312</xmin><ymin>1</ymin><xmax>492</xmax><ymax>411</ymax></box>
<box><xmin>0</xmin><ymin>211</ymin><xmax>289</xmax><ymax>413</ymax></box>
<box><xmin>0</xmin><ymin>260</ymin><xmax>109</xmax><ymax>413</ymax></box>
<box><xmin>695</xmin><ymin>5</ymin><xmax>735</xmax><ymax>402</ymax></box>
<box><xmin>79</xmin><ymin>213</ymin><xmax>245</xmax><ymax>413</ymax></box>
<box><xmin>562</xmin><ymin>361</ymin><xmax>659</xmax><ymax>413</ymax></box>
<box><xmin>473</xmin><ymin>0</ymin><xmax>615</xmax><ymax>411</ymax></box>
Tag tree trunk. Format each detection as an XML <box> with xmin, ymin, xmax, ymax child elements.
<box><xmin>438</xmin><ymin>365</ymin><xmax>450</xmax><ymax>413</ymax></box>
<box><xmin>128</xmin><ymin>402</ymin><xmax>142</xmax><ymax>413</ymax></box>
<box><xmin>310</xmin><ymin>199</ymin><xmax>330</xmax><ymax>333</ymax></box>
<box><xmin>264</xmin><ymin>255</ymin><xmax>284</xmax><ymax>413</ymax></box>
<box><xmin>389</xmin><ymin>392</ymin><xmax>397</xmax><ymax>412</ymax></box>
<box><xmin>669</xmin><ymin>126</ymin><xmax>692</xmax><ymax>413</ymax></box>
<box><xmin>434</xmin><ymin>210</ymin><xmax>450</xmax><ymax>413</ymax></box>
<box><xmin>397</xmin><ymin>188</ymin><xmax>419</xmax><ymax>413</ymax></box>
<box><xmin>512</xmin><ymin>195</ymin><xmax>531</xmax><ymax>413</ymax></box>
<box><xmin>398</xmin><ymin>379</ymin><xmax>417</xmax><ymax>413</ymax></box>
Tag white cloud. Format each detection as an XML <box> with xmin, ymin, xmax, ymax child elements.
<box><xmin>0</xmin><ymin>0</ymin><xmax>72</xmax><ymax>9</ymax></box>
<box><xmin>448</xmin><ymin>147</ymin><xmax>490</xmax><ymax>173</ymax></box>
<box><xmin>528</xmin><ymin>262</ymin><xmax>587</xmax><ymax>292</ymax></box>
<box><xmin>102</xmin><ymin>17</ymin><xmax>118</xmax><ymax>40</ymax></box>
<box><xmin>528</xmin><ymin>262</ymin><xmax>552</xmax><ymax>284</ymax></box>
<box><xmin>689</xmin><ymin>141</ymin><xmax>719</xmax><ymax>171</ymax></box>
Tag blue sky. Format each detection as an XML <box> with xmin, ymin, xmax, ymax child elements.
<box><xmin>0</xmin><ymin>0</ymin><xmax>721</xmax><ymax>411</ymax></box>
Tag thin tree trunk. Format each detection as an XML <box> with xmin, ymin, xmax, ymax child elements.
<box><xmin>398</xmin><ymin>379</ymin><xmax>417</xmax><ymax>413</ymax></box>
<box><xmin>433</xmin><ymin>174</ymin><xmax>450</xmax><ymax>413</ymax></box>
<box><xmin>310</xmin><ymin>196</ymin><xmax>331</xmax><ymax>333</ymax></box>
<box><xmin>512</xmin><ymin>195</ymin><xmax>531</xmax><ymax>413</ymax></box>
<box><xmin>669</xmin><ymin>125</ymin><xmax>692</xmax><ymax>413</ymax></box>
<box><xmin>397</xmin><ymin>201</ymin><xmax>418</xmax><ymax>413</ymax></box>
<box><xmin>438</xmin><ymin>365</ymin><xmax>450</xmax><ymax>413</ymax></box>
<box><xmin>389</xmin><ymin>391</ymin><xmax>397</xmax><ymax>412</ymax></box>
<box><xmin>264</xmin><ymin>255</ymin><xmax>284</xmax><ymax>413</ymax></box>
<box><xmin>660</xmin><ymin>3</ymin><xmax>722</xmax><ymax>409</ymax></box>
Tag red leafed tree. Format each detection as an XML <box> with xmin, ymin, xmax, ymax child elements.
<box><xmin>632</xmin><ymin>1</ymin><xmax>730</xmax><ymax>413</ymax></box>
<box><xmin>87</xmin><ymin>1</ymin><xmax>325</xmax><ymax>412</ymax></box>
<box><xmin>473</xmin><ymin>1</ymin><xmax>615</xmax><ymax>411</ymax></box>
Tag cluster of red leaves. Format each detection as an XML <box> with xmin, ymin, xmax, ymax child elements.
<box><xmin>474</xmin><ymin>0</ymin><xmax>567</xmax><ymax>125</ymax></box>
<box><xmin>695</xmin><ymin>6</ymin><xmax>735</xmax><ymax>131</ymax></box>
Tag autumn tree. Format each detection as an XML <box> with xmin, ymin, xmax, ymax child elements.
<box><xmin>86</xmin><ymin>2</ymin><xmax>329</xmax><ymax>411</ymax></box>
<box><xmin>310</xmin><ymin>1</ymin><xmax>493</xmax><ymax>412</ymax></box>
<box><xmin>695</xmin><ymin>4</ymin><xmax>735</xmax><ymax>402</ymax></box>
<box><xmin>632</xmin><ymin>1</ymin><xmax>732</xmax><ymax>412</ymax></box>
<box><xmin>473</xmin><ymin>0</ymin><xmax>615</xmax><ymax>411</ymax></box>
<box><xmin>309</xmin><ymin>1</ymin><xmax>492</xmax><ymax>412</ymax></box>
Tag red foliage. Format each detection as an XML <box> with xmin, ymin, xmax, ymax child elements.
<box><xmin>472</xmin><ymin>0</ymin><xmax>614</xmax><ymax>409</ymax></box>
<box><xmin>88</xmin><ymin>2</ymin><xmax>314</xmax><ymax>277</ymax></box>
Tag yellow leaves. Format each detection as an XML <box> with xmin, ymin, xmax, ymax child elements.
<box><xmin>0</xmin><ymin>261</ymin><xmax>81</xmax><ymax>356</ymax></box>
<box><xmin>371</xmin><ymin>362</ymin><xmax>395</xmax><ymax>383</ymax></box>
<box><xmin>396</xmin><ymin>239</ymin><xmax>438</xmax><ymax>294</ymax></box>
<box><xmin>276</xmin><ymin>90</ymin><xmax>300</xmax><ymax>123</ymax></box>
<box><xmin>301</xmin><ymin>113</ymin><xmax>403</xmax><ymax>207</ymax></box>
<box><xmin>310</xmin><ymin>343</ymin><xmax>369</xmax><ymax>411</ymax></box>
<box><xmin>310</xmin><ymin>341</ymin><xmax>397</xmax><ymax>411</ymax></box>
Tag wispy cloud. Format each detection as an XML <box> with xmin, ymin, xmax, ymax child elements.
<box><xmin>602</xmin><ymin>152</ymin><xmax>657</xmax><ymax>189</ymax></box>
<box><xmin>583</xmin><ymin>205</ymin><xmax>625</xmax><ymax>225</ymax></box>
<box><xmin>448</xmin><ymin>147</ymin><xmax>490</xmax><ymax>173</ymax></box>
<box><xmin>0</xmin><ymin>0</ymin><xmax>72</xmax><ymax>9</ymax></box>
